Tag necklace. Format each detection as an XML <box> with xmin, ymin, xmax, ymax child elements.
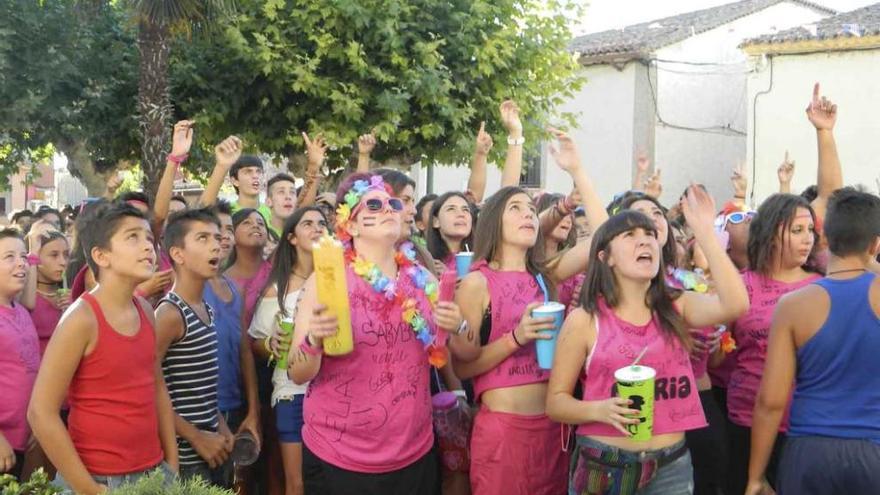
<box><xmin>347</xmin><ymin>241</ymin><xmax>447</xmax><ymax>367</ymax></box>
<box><xmin>826</xmin><ymin>268</ymin><xmax>867</xmax><ymax>276</ymax></box>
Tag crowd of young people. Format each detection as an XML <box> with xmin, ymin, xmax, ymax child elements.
<box><xmin>1</xmin><ymin>84</ymin><xmax>878</xmax><ymax>495</ymax></box>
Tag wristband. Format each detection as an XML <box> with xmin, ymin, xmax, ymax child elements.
<box><xmin>734</xmin><ymin>195</ymin><xmax>745</xmax><ymax>199</ymax></box>
<box><xmin>455</xmin><ymin>320</ymin><xmax>468</xmax><ymax>336</ymax></box>
<box><xmin>264</xmin><ymin>336</ymin><xmax>275</xmax><ymax>358</ymax></box>
<box><xmin>26</xmin><ymin>253</ymin><xmax>41</xmax><ymax>266</ymax></box>
<box><xmin>299</xmin><ymin>336</ymin><xmax>323</xmax><ymax>356</ymax></box>
<box><xmin>507</xmin><ymin>135</ymin><xmax>525</xmax><ymax>146</ymax></box>
<box><xmin>166</xmin><ymin>153</ymin><xmax>188</xmax><ymax>165</ymax></box>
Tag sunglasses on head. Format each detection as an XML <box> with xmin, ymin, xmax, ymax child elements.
<box><xmin>726</xmin><ymin>211</ymin><xmax>756</xmax><ymax>225</ymax></box>
<box><xmin>354</xmin><ymin>197</ymin><xmax>404</xmax><ymax>215</ymax></box>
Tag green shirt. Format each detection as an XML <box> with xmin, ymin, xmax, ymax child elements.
<box><xmin>230</xmin><ymin>201</ymin><xmax>280</xmax><ymax>238</ymax></box>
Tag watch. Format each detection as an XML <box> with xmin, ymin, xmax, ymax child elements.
<box><xmin>507</xmin><ymin>135</ymin><xmax>525</xmax><ymax>146</ymax></box>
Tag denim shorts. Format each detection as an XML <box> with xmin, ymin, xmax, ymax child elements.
<box><xmin>54</xmin><ymin>461</ymin><xmax>175</xmax><ymax>493</ymax></box>
<box><xmin>275</xmin><ymin>394</ymin><xmax>305</xmax><ymax>443</ymax></box>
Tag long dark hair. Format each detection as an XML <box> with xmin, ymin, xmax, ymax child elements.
<box><xmin>473</xmin><ymin>186</ymin><xmax>555</xmax><ymax>298</ymax></box>
<box><xmin>747</xmin><ymin>193</ymin><xmax>819</xmax><ymax>276</ymax></box>
<box><xmin>580</xmin><ymin>211</ymin><xmax>689</xmax><ymax>348</ymax></box>
<box><xmin>264</xmin><ymin>206</ymin><xmax>326</xmax><ymax>317</ymax></box>
<box><xmin>618</xmin><ymin>193</ymin><xmax>678</xmax><ymax>269</ymax></box>
<box><xmin>426</xmin><ymin>191</ymin><xmax>476</xmax><ymax>263</ymax></box>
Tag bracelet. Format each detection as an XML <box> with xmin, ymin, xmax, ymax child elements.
<box><xmin>505</xmin><ymin>332</ymin><xmax>522</xmax><ymax>352</ymax></box>
<box><xmin>733</xmin><ymin>195</ymin><xmax>745</xmax><ymax>199</ymax></box>
<box><xmin>455</xmin><ymin>320</ymin><xmax>468</xmax><ymax>336</ymax></box>
<box><xmin>26</xmin><ymin>253</ymin><xmax>41</xmax><ymax>266</ymax></box>
<box><xmin>166</xmin><ymin>153</ymin><xmax>188</xmax><ymax>165</ymax></box>
<box><xmin>507</xmin><ymin>135</ymin><xmax>525</xmax><ymax>146</ymax></box>
<box><xmin>299</xmin><ymin>336</ymin><xmax>322</xmax><ymax>356</ymax></box>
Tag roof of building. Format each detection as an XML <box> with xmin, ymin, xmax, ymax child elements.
<box><xmin>571</xmin><ymin>0</ymin><xmax>836</xmax><ymax>64</ymax></box>
<box><xmin>743</xmin><ymin>2</ymin><xmax>880</xmax><ymax>49</ymax></box>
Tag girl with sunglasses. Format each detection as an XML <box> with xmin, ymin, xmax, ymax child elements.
<box><xmin>454</xmin><ymin>130</ymin><xmax>606</xmax><ymax>495</ymax></box>
<box><xmin>288</xmin><ymin>173</ymin><xmax>470</xmax><ymax>494</ymax></box>
<box><xmin>725</xmin><ymin>194</ymin><xmax>822</xmax><ymax>495</ymax></box>
<box><xmin>250</xmin><ymin>207</ymin><xmax>327</xmax><ymax>495</ymax></box>
<box><xmin>547</xmin><ymin>186</ymin><xmax>748</xmax><ymax>495</ymax></box>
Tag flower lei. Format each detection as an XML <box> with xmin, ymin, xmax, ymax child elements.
<box><xmin>348</xmin><ymin>241</ymin><xmax>447</xmax><ymax>367</ymax></box>
<box><xmin>335</xmin><ymin>175</ymin><xmax>448</xmax><ymax>367</ymax></box>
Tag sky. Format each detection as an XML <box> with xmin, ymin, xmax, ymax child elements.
<box><xmin>575</xmin><ymin>0</ymin><xmax>879</xmax><ymax>35</ymax></box>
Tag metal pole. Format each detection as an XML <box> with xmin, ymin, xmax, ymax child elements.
<box><xmin>426</xmin><ymin>162</ymin><xmax>434</xmax><ymax>195</ymax></box>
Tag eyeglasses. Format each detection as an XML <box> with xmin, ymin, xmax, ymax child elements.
<box><xmin>352</xmin><ymin>197</ymin><xmax>404</xmax><ymax>217</ymax></box>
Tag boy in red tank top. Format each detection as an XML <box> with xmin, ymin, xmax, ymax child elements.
<box><xmin>27</xmin><ymin>201</ymin><xmax>178</xmax><ymax>494</ymax></box>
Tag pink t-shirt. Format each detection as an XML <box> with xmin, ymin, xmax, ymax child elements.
<box><xmin>727</xmin><ymin>270</ymin><xmax>820</xmax><ymax>428</ymax></box>
<box><xmin>0</xmin><ymin>302</ymin><xmax>40</xmax><ymax>451</ymax></box>
<box><xmin>302</xmin><ymin>265</ymin><xmax>435</xmax><ymax>473</ymax></box>
<box><xmin>472</xmin><ymin>262</ymin><xmax>549</xmax><ymax>400</ymax></box>
<box><xmin>31</xmin><ymin>293</ymin><xmax>63</xmax><ymax>357</ymax></box>
<box><xmin>709</xmin><ymin>350</ymin><xmax>737</xmax><ymax>388</ymax></box>
<box><xmin>577</xmin><ymin>298</ymin><xmax>707</xmax><ymax>437</ymax></box>
<box><xmin>230</xmin><ymin>260</ymin><xmax>272</xmax><ymax>327</ymax></box>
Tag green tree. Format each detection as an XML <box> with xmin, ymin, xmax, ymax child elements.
<box><xmin>0</xmin><ymin>0</ymin><xmax>140</xmax><ymax>195</ymax></box>
<box><xmin>132</xmin><ymin>0</ymin><xmax>233</xmax><ymax>201</ymax></box>
<box><xmin>172</xmin><ymin>0</ymin><xmax>584</xmax><ymax>179</ymax></box>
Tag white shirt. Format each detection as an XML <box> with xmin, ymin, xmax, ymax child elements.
<box><xmin>248</xmin><ymin>288</ymin><xmax>307</xmax><ymax>405</ymax></box>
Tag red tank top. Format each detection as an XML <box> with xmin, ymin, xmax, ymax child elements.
<box><xmin>67</xmin><ymin>293</ymin><xmax>163</xmax><ymax>475</ymax></box>
<box><xmin>472</xmin><ymin>262</ymin><xmax>548</xmax><ymax>400</ymax></box>
<box><xmin>577</xmin><ymin>298</ymin><xmax>706</xmax><ymax>437</ymax></box>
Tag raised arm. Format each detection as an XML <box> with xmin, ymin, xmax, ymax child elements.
<box><xmin>499</xmin><ymin>100</ymin><xmax>524</xmax><ymax>188</ymax></box>
<box><xmin>632</xmin><ymin>152</ymin><xmax>650</xmax><ymax>191</ymax></box>
<box><xmin>199</xmin><ymin>136</ymin><xmax>243</xmax><ymax>207</ymax></box>
<box><xmin>154</xmin><ymin>120</ymin><xmax>193</xmax><ymax>230</ymax></box>
<box><xmin>356</xmin><ymin>130</ymin><xmax>376</xmax><ymax>174</ymax></box>
<box><xmin>777</xmin><ymin>151</ymin><xmax>795</xmax><ymax>194</ymax></box>
<box><xmin>546</xmin><ymin>129</ymin><xmax>609</xmax><ymax>281</ymax></box>
<box><xmin>297</xmin><ymin>132</ymin><xmax>327</xmax><ymax>208</ymax></box>
<box><xmin>678</xmin><ymin>185</ymin><xmax>750</xmax><ymax>327</ymax></box>
<box><xmin>466</xmin><ymin>121</ymin><xmax>492</xmax><ymax>204</ymax></box>
<box><xmin>730</xmin><ymin>164</ymin><xmax>748</xmax><ymax>210</ymax></box>
<box><xmin>806</xmin><ymin>82</ymin><xmax>841</xmax><ymax>221</ymax></box>
<box><xmin>20</xmin><ymin>221</ymin><xmax>53</xmax><ymax>310</ymax></box>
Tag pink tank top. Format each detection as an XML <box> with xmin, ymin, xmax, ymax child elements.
<box><xmin>230</xmin><ymin>260</ymin><xmax>272</xmax><ymax>327</ymax></box>
<box><xmin>31</xmin><ymin>293</ymin><xmax>63</xmax><ymax>357</ymax></box>
<box><xmin>577</xmin><ymin>299</ymin><xmax>707</xmax><ymax>437</ymax></box>
<box><xmin>727</xmin><ymin>270</ymin><xmax>820</xmax><ymax>428</ymax></box>
<box><xmin>0</xmin><ymin>302</ymin><xmax>40</xmax><ymax>451</ymax></box>
<box><xmin>709</xmin><ymin>351</ymin><xmax>736</xmax><ymax>388</ymax></box>
<box><xmin>302</xmin><ymin>265</ymin><xmax>434</xmax><ymax>473</ymax></box>
<box><xmin>665</xmin><ymin>273</ymin><xmax>713</xmax><ymax>381</ymax></box>
<box><xmin>472</xmin><ymin>262</ymin><xmax>548</xmax><ymax>400</ymax></box>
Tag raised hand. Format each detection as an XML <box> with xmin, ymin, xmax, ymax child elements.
<box><xmin>170</xmin><ymin>120</ymin><xmax>194</xmax><ymax>157</ymax></box>
<box><xmin>499</xmin><ymin>100</ymin><xmax>523</xmax><ymax>137</ymax></box>
<box><xmin>214</xmin><ymin>136</ymin><xmax>243</xmax><ymax>170</ymax></box>
<box><xmin>106</xmin><ymin>172</ymin><xmax>124</xmax><ymax>196</ymax></box>
<box><xmin>731</xmin><ymin>163</ymin><xmax>748</xmax><ymax>199</ymax></box>
<box><xmin>636</xmin><ymin>152</ymin><xmax>650</xmax><ymax>174</ymax></box>
<box><xmin>475</xmin><ymin>121</ymin><xmax>493</xmax><ymax>156</ymax></box>
<box><xmin>547</xmin><ymin>127</ymin><xmax>582</xmax><ymax>174</ymax></box>
<box><xmin>644</xmin><ymin>169</ymin><xmax>662</xmax><ymax>199</ymax></box>
<box><xmin>303</xmin><ymin>132</ymin><xmax>328</xmax><ymax>168</ymax></box>
<box><xmin>358</xmin><ymin>130</ymin><xmax>377</xmax><ymax>155</ymax></box>
<box><xmin>681</xmin><ymin>184</ymin><xmax>717</xmax><ymax>236</ymax></box>
<box><xmin>777</xmin><ymin>151</ymin><xmax>795</xmax><ymax>184</ymax></box>
<box><xmin>806</xmin><ymin>82</ymin><xmax>837</xmax><ymax>131</ymax></box>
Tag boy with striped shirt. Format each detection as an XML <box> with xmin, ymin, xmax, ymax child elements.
<box><xmin>155</xmin><ymin>208</ymin><xmax>232</xmax><ymax>484</ymax></box>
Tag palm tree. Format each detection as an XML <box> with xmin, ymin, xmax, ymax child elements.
<box><xmin>132</xmin><ymin>0</ymin><xmax>232</xmax><ymax>202</ymax></box>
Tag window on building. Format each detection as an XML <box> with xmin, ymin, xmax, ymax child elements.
<box><xmin>521</xmin><ymin>148</ymin><xmax>541</xmax><ymax>188</ymax></box>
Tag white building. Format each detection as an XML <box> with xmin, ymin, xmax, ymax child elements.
<box><xmin>536</xmin><ymin>0</ymin><xmax>837</xmax><ymax>207</ymax></box>
<box><xmin>742</xmin><ymin>2</ymin><xmax>880</xmax><ymax>202</ymax></box>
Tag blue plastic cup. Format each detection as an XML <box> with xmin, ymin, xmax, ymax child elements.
<box><xmin>455</xmin><ymin>252</ymin><xmax>473</xmax><ymax>278</ymax></box>
<box><xmin>532</xmin><ymin>302</ymin><xmax>565</xmax><ymax>369</ymax></box>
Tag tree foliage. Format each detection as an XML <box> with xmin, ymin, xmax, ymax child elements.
<box><xmin>172</xmin><ymin>0</ymin><xmax>584</xmax><ymax>175</ymax></box>
<box><xmin>0</xmin><ymin>0</ymin><xmax>139</xmax><ymax>191</ymax></box>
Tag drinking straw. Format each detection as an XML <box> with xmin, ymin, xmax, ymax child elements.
<box><xmin>631</xmin><ymin>346</ymin><xmax>649</xmax><ymax>367</ymax></box>
<box><xmin>535</xmin><ymin>274</ymin><xmax>550</xmax><ymax>304</ymax></box>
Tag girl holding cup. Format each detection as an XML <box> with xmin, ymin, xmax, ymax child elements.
<box><xmin>546</xmin><ymin>186</ymin><xmax>748</xmax><ymax>495</ymax></box>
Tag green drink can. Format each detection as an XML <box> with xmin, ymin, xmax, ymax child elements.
<box><xmin>276</xmin><ymin>316</ymin><xmax>294</xmax><ymax>370</ymax></box>
<box><xmin>614</xmin><ymin>365</ymin><xmax>656</xmax><ymax>440</ymax></box>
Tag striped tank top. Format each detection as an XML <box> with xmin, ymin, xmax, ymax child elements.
<box><xmin>160</xmin><ymin>292</ymin><xmax>219</xmax><ymax>467</ymax></box>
